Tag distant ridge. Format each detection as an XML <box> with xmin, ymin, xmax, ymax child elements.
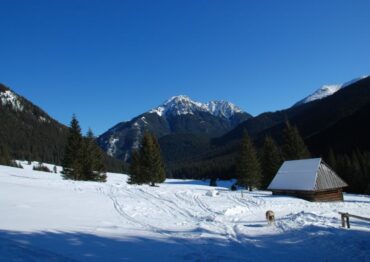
<box><xmin>294</xmin><ymin>75</ymin><xmax>369</xmax><ymax>107</ymax></box>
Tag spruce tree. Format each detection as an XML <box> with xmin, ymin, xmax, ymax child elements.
<box><xmin>76</xmin><ymin>129</ymin><xmax>106</xmax><ymax>182</ymax></box>
<box><xmin>150</xmin><ymin>134</ymin><xmax>166</xmax><ymax>186</ymax></box>
<box><xmin>282</xmin><ymin>122</ymin><xmax>310</xmax><ymax>161</ymax></box>
<box><xmin>235</xmin><ymin>131</ymin><xmax>261</xmax><ymax>191</ymax></box>
<box><xmin>138</xmin><ymin>132</ymin><xmax>155</xmax><ymax>184</ymax></box>
<box><xmin>62</xmin><ymin>117</ymin><xmax>106</xmax><ymax>182</ymax></box>
<box><xmin>128</xmin><ymin>150</ymin><xmax>141</xmax><ymax>184</ymax></box>
<box><xmin>62</xmin><ymin>115</ymin><xmax>83</xmax><ymax>180</ymax></box>
<box><xmin>261</xmin><ymin>136</ymin><xmax>282</xmax><ymax>189</ymax></box>
<box><xmin>128</xmin><ymin>132</ymin><xmax>166</xmax><ymax>186</ymax></box>
<box><xmin>85</xmin><ymin>129</ymin><xmax>107</xmax><ymax>182</ymax></box>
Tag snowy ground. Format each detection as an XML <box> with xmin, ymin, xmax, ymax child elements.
<box><xmin>0</xmin><ymin>162</ymin><xmax>369</xmax><ymax>261</ymax></box>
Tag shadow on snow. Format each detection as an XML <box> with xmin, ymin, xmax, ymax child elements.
<box><xmin>0</xmin><ymin>223</ymin><xmax>369</xmax><ymax>262</ymax></box>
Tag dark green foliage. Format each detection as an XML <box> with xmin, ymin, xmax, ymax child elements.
<box><xmin>260</xmin><ymin>136</ymin><xmax>283</xmax><ymax>189</ymax></box>
<box><xmin>282</xmin><ymin>122</ymin><xmax>310</xmax><ymax>161</ymax></box>
<box><xmin>150</xmin><ymin>134</ymin><xmax>166</xmax><ymax>185</ymax></box>
<box><xmin>33</xmin><ymin>162</ymin><xmax>51</xmax><ymax>173</ymax></box>
<box><xmin>0</xmin><ymin>83</ymin><xmax>69</xmax><ymax>164</ymax></box>
<box><xmin>0</xmin><ymin>143</ymin><xmax>12</xmax><ymax>166</ymax></box>
<box><xmin>327</xmin><ymin>149</ymin><xmax>370</xmax><ymax>194</ymax></box>
<box><xmin>235</xmin><ymin>131</ymin><xmax>261</xmax><ymax>190</ymax></box>
<box><xmin>79</xmin><ymin>129</ymin><xmax>107</xmax><ymax>182</ymax></box>
<box><xmin>128</xmin><ymin>150</ymin><xmax>142</xmax><ymax>184</ymax></box>
<box><xmin>62</xmin><ymin>115</ymin><xmax>83</xmax><ymax>180</ymax></box>
<box><xmin>128</xmin><ymin>132</ymin><xmax>166</xmax><ymax>186</ymax></box>
<box><xmin>62</xmin><ymin>117</ymin><xmax>106</xmax><ymax>182</ymax></box>
<box><xmin>327</xmin><ymin>148</ymin><xmax>337</xmax><ymax>171</ymax></box>
<box><xmin>103</xmin><ymin>155</ymin><xmax>125</xmax><ymax>174</ymax></box>
<box><xmin>0</xmin><ymin>143</ymin><xmax>23</xmax><ymax>168</ymax></box>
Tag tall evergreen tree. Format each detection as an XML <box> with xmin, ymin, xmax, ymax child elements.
<box><xmin>85</xmin><ymin>129</ymin><xmax>107</xmax><ymax>182</ymax></box>
<box><xmin>128</xmin><ymin>150</ymin><xmax>141</xmax><ymax>184</ymax></box>
<box><xmin>282</xmin><ymin>122</ymin><xmax>310</xmax><ymax>160</ymax></box>
<box><xmin>235</xmin><ymin>131</ymin><xmax>261</xmax><ymax>191</ymax></box>
<box><xmin>62</xmin><ymin>116</ymin><xmax>106</xmax><ymax>182</ymax></box>
<box><xmin>62</xmin><ymin>115</ymin><xmax>82</xmax><ymax>180</ymax></box>
<box><xmin>128</xmin><ymin>132</ymin><xmax>166</xmax><ymax>186</ymax></box>
<box><xmin>75</xmin><ymin>129</ymin><xmax>107</xmax><ymax>182</ymax></box>
<box><xmin>150</xmin><ymin>134</ymin><xmax>166</xmax><ymax>186</ymax></box>
<box><xmin>261</xmin><ymin>136</ymin><xmax>282</xmax><ymax>189</ymax></box>
<box><xmin>138</xmin><ymin>132</ymin><xmax>155</xmax><ymax>184</ymax></box>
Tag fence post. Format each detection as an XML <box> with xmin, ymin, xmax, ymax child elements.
<box><xmin>341</xmin><ymin>214</ymin><xmax>345</xmax><ymax>227</ymax></box>
<box><xmin>346</xmin><ymin>215</ymin><xmax>350</xmax><ymax>229</ymax></box>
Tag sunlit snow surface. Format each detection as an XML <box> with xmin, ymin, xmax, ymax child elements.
<box><xmin>150</xmin><ymin>95</ymin><xmax>242</xmax><ymax>119</ymax></box>
<box><xmin>0</xmin><ymin>90</ymin><xmax>24</xmax><ymax>111</ymax></box>
<box><xmin>294</xmin><ymin>75</ymin><xmax>369</xmax><ymax>106</ymax></box>
<box><xmin>0</xmin><ymin>163</ymin><xmax>369</xmax><ymax>261</ymax></box>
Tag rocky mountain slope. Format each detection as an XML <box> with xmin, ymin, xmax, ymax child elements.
<box><xmin>0</xmin><ymin>83</ymin><xmax>69</xmax><ymax>164</ymax></box>
<box><xmin>97</xmin><ymin>96</ymin><xmax>251</xmax><ymax>161</ymax></box>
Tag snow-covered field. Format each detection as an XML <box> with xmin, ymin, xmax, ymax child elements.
<box><xmin>0</xmin><ymin>163</ymin><xmax>369</xmax><ymax>261</ymax></box>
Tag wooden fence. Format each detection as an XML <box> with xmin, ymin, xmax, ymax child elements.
<box><xmin>339</xmin><ymin>212</ymin><xmax>370</xmax><ymax>228</ymax></box>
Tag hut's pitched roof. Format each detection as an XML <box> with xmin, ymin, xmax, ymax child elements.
<box><xmin>267</xmin><ymin>158</ymin><xmax>347</xmax><ymax>191</ymax></box>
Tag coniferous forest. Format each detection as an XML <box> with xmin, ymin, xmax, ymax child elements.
<box><xmin>62</xmin><ymin>115</ymin><xmax>107</xmax><ymax>182</ymax></box>
<box><xmin>1</xmin><ymin>78</ymin><xmax>370</xmax><ymax>193</ymax></box>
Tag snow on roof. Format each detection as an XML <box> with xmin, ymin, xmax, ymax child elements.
<box><xmin>267</xmin><ymin>158</ymin><xmax>347</xmax><ymax>191</ymax></box>
<box><xmin>268</xmin><ymin>158</ymin><xmax>321</xmax><ymax>191</ymax></box>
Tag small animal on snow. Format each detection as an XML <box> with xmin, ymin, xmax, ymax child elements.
<box><xmin>266</xmin><ymin>210</ymin><xmax>275</xmax><ymax>225</ymax></box>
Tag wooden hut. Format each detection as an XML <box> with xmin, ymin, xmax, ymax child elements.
<box><xmin>267</xmin><ymin>158</ymin><xmax>347</xmax><ymax>202</ymax></box>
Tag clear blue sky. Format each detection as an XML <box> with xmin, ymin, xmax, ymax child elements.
<box><xmin>1</xmin><ymin>0</ymin><xmax>369</xmax><ymax>135</ymax></box>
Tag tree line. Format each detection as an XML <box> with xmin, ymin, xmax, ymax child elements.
<box><xmin>235</xmin><ymin>121</ymin><xmax>310</xmax><ymax>191</ymax></box>
<box><xmin>327</xmin><ymin>149</ymin><xmax>370</xmax><ymax>193</ymax></box>
<box><xmin>62</xmin><ymin>115</ymin><xmax>107</xmax><ymax>182</ymax></box>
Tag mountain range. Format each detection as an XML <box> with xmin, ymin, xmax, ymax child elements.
<box><xmin>294</xmin><ymin>75</ymin><xmax>369</xmax><ymax>107</ymax></box>
<box><xmin>1</xmin><ymin>75</ymin><xmax>370</xmax><ymax>182</ymax></box>
<box><xmin>177</xmin><ymin>76</ymin><xmax>370</xmax><ymax>182</ymax></box>
<box><xmin>97</xmin><ymin>96</ymin><xmax>251</xmax><ymax>162</ymax></box>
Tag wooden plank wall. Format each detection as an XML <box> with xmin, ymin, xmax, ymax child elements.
<box><xmin>272</xmin><ymin>189</ymin><xmax>343</xmax><ymax>202</ymax></box>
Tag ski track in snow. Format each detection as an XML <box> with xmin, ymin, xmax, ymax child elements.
<box><xmin>0</xmin><ymin>163</ymin><xmax>370</xmax><ymax>261</ymax></box>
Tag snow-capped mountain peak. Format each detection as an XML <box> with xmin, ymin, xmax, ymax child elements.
<box><xmin>206</xmin><ymin>100</ymin><xmax>242</xmax><ymax>118</ymax></box>
<box><xmin>294</xmin><ymin>75</ymin><xmax>369</xmax><ymax>107</ymax></box>
<box><xmin>149</xmin><ymin>95</ymin><xmax>243</xmax><ymax>119</ymax></box>
<box><xmin>0</xmin><ymin>87</ymin><xmax>24</xmax><ymax>111</ymax></box>
<box><xmin>298</xmin><ymin>84</ymin><xmax>342</xmax><ymax>105</ymax></box>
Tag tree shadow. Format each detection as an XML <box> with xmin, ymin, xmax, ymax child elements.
<box><xmin>0</xmin><ymin>225</ymin><xmax>369</xmax><ymax>262</ymax></box>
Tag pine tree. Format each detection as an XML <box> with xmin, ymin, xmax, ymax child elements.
<box><xmin>282</xmin><ymin>122</ymin><xmax>310</xmax><ymax>160</ymax></box>
<box><xmin>85</xmin><ymin>129</ymin><xmax>107</xmax><ymax>182</ymax></box>
<box><xmin>235</xmin><ymin>131</ymin><xmax>261</xmax><ymax>191</ymax></box>
<box><xmin>76</xmin><ymin>129</ymin><xmax>107</xmax><ymax>182</ymax></box>
<box><xmin>128</xmin><ymin>132</ymin><xmax>166</xmax><ymax>186</ymax></box>
<box><xmin>128</xmin><ymin>150</ymin><xmax>141</xmax><ymax>184</ymax></box>
<box><xmin>138</xmin><ymin>132</ymin><xmax>155</xmax><ymax>185</ymax></box>
<box><xmin>261</xmin><ymin>136</ymin><xmax>282</xmax><ymax>189</ymax></box>
<box><xmin>150</xmin><ymin>134</ymin><xmax>166</xmax><ymax>186</ymax></box>
<box><xmin>62</xmin><ymin>117</ymin><xmax>106</xmax><ymax>182</ymax></box>
<box><xmin>62</xmin><ymin>115</ymin><xmax>82</xmax><ymax>180</ymax></box>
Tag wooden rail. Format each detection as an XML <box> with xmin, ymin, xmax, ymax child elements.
<box><xmin>339</xmin><ymin>212</ymin><xmax>370</xmax><ymax>229</ymax></box>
